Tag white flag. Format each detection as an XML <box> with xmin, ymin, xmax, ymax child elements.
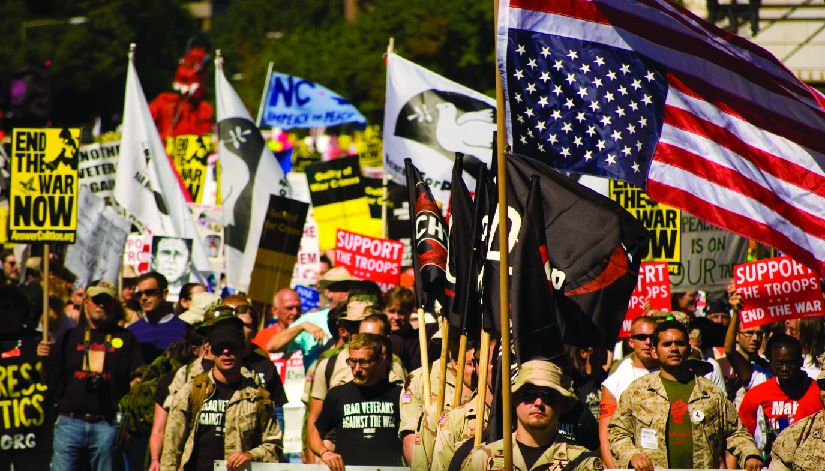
<box><xmin>216</xmin><ymin>55</ymin><xmax>290</xmax><ymax>292</ymax></box>
<box><xmin>383</xmin><ymin>53</ymin><xmax>496</xmax><ymax>204</ymax></box>
<box><xmin>114</xmin><ymin>46</ymin><xmax>212</xmax><ymax>279</ymax></box>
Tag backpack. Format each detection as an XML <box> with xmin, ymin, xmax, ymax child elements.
<box><xmin>187</xmin><ymin>372</ymin><xmax>272</xmax><ymax>434</ymax></box>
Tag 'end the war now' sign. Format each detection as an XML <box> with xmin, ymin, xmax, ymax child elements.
<box><xmin>335</xmin><ymin>229</ymin><xmax>404</xmax><ymax>293</ymax></box>
<box><xmin>620</xmin><ymin>262</ymin><xmax>671</xmax><ymax>338</ymax></box>
<box><xmin>735</xmin><ymin>256</ymin><xmax>824</xmax><ymax>329</ymax></box>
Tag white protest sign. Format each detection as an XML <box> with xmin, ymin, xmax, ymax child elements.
<box><xmin>78</xmin><ymin>141</ymin><xmax>120</xmax><ymax>205</ymax></box>
<box><xmin>65</xmin><ymin>186</ymin><xmax>132</xmax><ymax>285</ymax></box>
<box><xmin>124</xmin><ymin>233</ymin><xmax>152</xmax><ymax>274</ymax></box>
<box><xmin>291</xmin><ymin>214</ymin><xmax>321</xmax><ymax>288</ymax></box>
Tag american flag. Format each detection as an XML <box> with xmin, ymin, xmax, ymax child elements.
<box><xmin>498</xmin><ymin>0</ymin><xmax>825</xmax><ymax>276</ymax></box>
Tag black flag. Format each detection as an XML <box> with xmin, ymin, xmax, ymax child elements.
<box><xmin>405</xmin><ymin>158</ymin><xmax>449</xmax><ymax>312</ymax></box>
<box><xmin>484</xmin><ymin>153</ymin><xmax>650</xmax><ymax>348</ymax></box>
<box><xmin>444</xmin><ymin>154</ymin><xmax>476</xmax><ymax>328</ymax></box>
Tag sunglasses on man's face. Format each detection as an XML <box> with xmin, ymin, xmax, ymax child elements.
<box><xmin>519</xmin><ymin>389</ymin><xmax>559</xmax><ymax>405</ymax></box>
<box><xmin>631</xmin><ymin>333</ymin><xmax>654</xmax><ymax>342</ymax></box>
<box><xmin>135</xmin><ymin>288</ymin><xmax>162</xmax><ymax>298</ymax></box>
<box><xmin>90</xmin><ymin>294</ymin><xmax>114</xmax><ymax>306</ymax></box>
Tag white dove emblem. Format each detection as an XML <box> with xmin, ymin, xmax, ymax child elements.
<box><xmin>227</xmin><ymin>126</ymin><xmax>252</xmax><ymax>149</ymax></box>
<box><xmin>434</xmin><ymin>103</ymin><xmax>496</xmax><ymax>161</ymax></box>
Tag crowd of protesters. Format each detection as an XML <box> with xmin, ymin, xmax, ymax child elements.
<box><xmin>2</xmin><ymin>248</ymin><xmax>825</xmax><ymax>471</ymax></box>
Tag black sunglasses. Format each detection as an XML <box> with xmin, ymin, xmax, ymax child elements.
<box><xmin>520</xmin><ymin>389</ymin><xmax>559</xmax><ymax>405</ymax></box>
<box><xmin>135</xmin><ymin>288</ymin><xmax>162</xmax><ymax>298</ymax></box>
<box><xmin>631</xmin><ymin>333</ymin><xmax>654</xmax><ymax>342</ymax></box>
<box><xmin>90</xmin><ymin>294</ymin><xmax>114</xmax><ymax>306</ymax></box>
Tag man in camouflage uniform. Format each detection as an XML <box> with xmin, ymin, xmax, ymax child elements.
<box><xmin>608</xmin><ymin>319</ymin><xmax>762</xmax><ymax>471</ymax></box>
<box><xmin>460</xmin><ymin>360</ymin><xmax>602</xmax><ymax>471</ymax></box>
<box><xmin>769</xmin><ymin>354</ymin><xmax>825</xmax><ymax>471</ymax></box>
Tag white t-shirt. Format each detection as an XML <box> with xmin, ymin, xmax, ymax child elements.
<box><xmin>704</xmin><ymin>356</ymin><xmax>727</xmax><ymax>395</ymax></box>
<box><xmin>602</xmin><ymin>357</ymin><xmax>658</xmax><ymax>401</ymax></box>
<box><xmin>802</xmin><ymin>354</ymin><xmax>821</xmax><ymax>379</ymax></box>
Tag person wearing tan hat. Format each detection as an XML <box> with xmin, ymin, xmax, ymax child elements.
<box><xmin>609</xmin><ymin>319</ymin><xmax>761</xmax><ymax>471</ymax></box>
<box><xmin>317</xmin><ymin>267</ymin><xmax>356</xmax><ymax>310</ymax></box>
<box><xmin>769</xmin><ymin>356</ymin><xmax>825</xmax><ymax>470</ymax></box>
<box><xmin>460</xmin><ymin>359</ymin><xmax>602</xmax><ymax>471</ymax></box>
<box><xmin>179</xmin><ymin>292</ymin><xmax>222</xmax><ymax>325</ymax></box>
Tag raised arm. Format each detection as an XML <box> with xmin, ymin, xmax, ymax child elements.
<box><xmin>724</xmin><ymin>290</ymin><xmax>754</xmax><ymax>385</ymax></box>
<box><xmin>266</xmin><ymin>323</ymin><xmax>327</xmax><ymax>353</ymax></box>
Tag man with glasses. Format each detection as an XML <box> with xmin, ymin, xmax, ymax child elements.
<box><xmin>0</xmin><ymin>249</ymin><xmax>20</xmax><ymax>285</ymax></box>
<box><xmin>460</xmin><ymin>360</ymin><xmax>603</xmax><ymax>471</ymax></box>
<box><xmin>609</xmin><ymin>320</ymin><xmax>761</xmax><ymax>471</ymax></box>
<box><xmin>129</xmin><ymin>271</ymin><xmax>189</xmax><ymax>363</ymax></box>
<box><xmin>598</xmin><ymin>316</ymin><xmax>659</xmax><ymax>468</ymax></box>
<box><xmin>40</xmin><ymin>280</ymin><xmax>144</xmax><ymax>471</ymax></box>
<box><xmin>310</xmin><ymin>333</ymin><xmax>404</xmax><ymax>468</ymax></box>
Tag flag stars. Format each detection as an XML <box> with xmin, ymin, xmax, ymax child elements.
<box><xmin>596</xmin><ymin>140</ymin><xmax>606</xmax><ymax>151</ymax></box>
<box><xmin>573</xmin><ymin>136</ymin><xmax>583</xmax><ymax>147</ymax></box>
<box><xmin>514</xmin><ymin>93</ymin><xmax>523</xmax><ymax>103</ymax></box>
<box><xmin>632</xmin><ymin>161</ymin><xmax>641</xmax><ymax>173</ymax></box>
<box><xmin>611</xmin><ymin>129</ymin><xmax>622</xmax><ymax>141</ymax></box>
<box><xmin>620</xmin><ymin>64</ymin><xmax>630</xmax><ymax>74</ymax></box>
<box><xmin>516</xmin><ymin>44</ymin><xmax>526</xmax><ymax>55</ymax></box>
<box><xmin>566</xmin><ymin>73</ymin><xmax>576</xmax><ymax>85</ymax></box>
<box><xmin>636</xmin><ymin>140</ymin><xmax>643</xmax><ymax>151</ymax></box>
<box><xmin>645</xmin><ymin>71</ymin><xmax>656</xmax><ymax>81</ymax></box>
<box><xmin>586</xmin><ymin>125</ymin><xmax>596</xmax><ymax>136</ymax></box>
<box><xmin>589</xmin><ymin>101</ymin><xmax>600</xmax><ymax>112</ymax></box>
<box><xmin>567</xmin><ymin>50</ymin><xmax>578</xmax><ymax>60</ymax></box>
<box><xmin>551</xmin><ymin>110</ymin><xmax>562</xmax><ymax>120</ymax></box>
<box><xmin>552</xmin><ymin>85</ymin><xmax>563</xmax><ymax>96</ymax></box>
<box><xmin>553</xmin><ymin>60</ymin><xmax>564</xmax><ymax>71</ymax></box>
<box><xmin>517</xmin><ymin>115</ymin><xmax>524</xmax><ymax>123</ymax></box>
<box><xmin>642</xmin><ymin>94</ymin><xmax>653</xmax><ymax>105</ymax></box>
<box><xmin>525</xmin><ymin>108</ymin><xmax>534</xmax><ymax>117</ymax></box>
<box><xmin>539</xmin><ymin>71</ymin><xmax>551</xmax><ymax>82</ymax></box>
<box><xmin>561</xmin><ymin>122</ymin><xmax>573</xmax><ymax>133</ymax></box>
<box><xmin>561</xmin><ymin>147</ymin><xmax>571</xmax><ymax>157</ymax></box>
<box><xmin>575</xmin><ymin>112</ymin><xmax>586</xmax><ymax>123</ymax></box>
<box><xmin>547</xmin><ymin>134</ymin><xmax>558</xmax><ymax>144</ymax></box>
<box><xmin>577</xmin><ymin>87</ymin><xmax>589</xmax><ymax>98</ymax></box>
<box><xmin>627</xmin><ymin>124</ymin><xmax>636</xmax><ymax>134</ymax></box>
<box><xmin>536</xmin><ymin>121</ymin><xmax>546</xmax><ymax>131</ymax></box>
<box><xmin>617</xmin><ymin>86</ymin><xmax>628</xmax><ymax>96</ymax></box>
<box><xmin>540</xmin><ymin>47</ymin><xmax>551</xmax><ymax>58</ymax></box>
<box><xmin>564</xmin><ymin>98</ymin><xmax>575</xmax><ymax>109</ymax></box>
<box><xmin>527</xmin><ymin>129</ymin><xmax>534</xmax><ymax>138</ymax></box>
<box><xmin>579</xmin><ymin>64</ymin><xmax>591</xmax><ymax>74</ymax></box>
<box><xmin>604</xmin><ymin>92</ymin><xmax>615</xmax><ymax>103</ymax></box>
<box><xmin>639</xmin><ymin>116</ymin><xmax>648</xmax><ymax>127</ymax></box>
<box><xmin>520</xmin><ymin>135</ymin><xmax>528</xmax><ymax>144</ymax></box>
<box><xmin>631</xmin><ymin>79</ymin><xmax>642</xmax><ymax>90</ymax></box>
<box><xmin>607</xmin><ymin>71</ymin><xmax>617</xmax><ymax>81</ymax></box>
<box><xmin>629</xmin><ymin>101</ymin><xmax>638</xmax><ymax>111</ymax></box>
<box><xmin>515</xmin><ymin>70</ymin><xmax>524</xmax><ymax>80</ymax></box>
<box><xmin>606</xmin><ymin>154</ymin><xmax>617</xmax><ymax>165</ymax></box>
<box><xmin>593</xmin><ymin>78</ymin><xmax>603</xmax><ymax>88</ymax></box>
<box><xmin>584</xmin><ymin>150</ymin><xmax>593</xmax><ymax>160</ymax></box>
<box><xmin>538</xmin><ymin>143</ymin><xmax>546</xmax><ymax>152</ymax></box>
<box><xmin>600</xmin><ymin>115</ymin><xmax>611</xmax><ymax>126</ymax></box>
<box><xmin>621</xmin><ymin>146</ymin><xmax>632</xmax><ymax>157</ymax></box>
<box><xmin>527</xmin><ymin>83</ymin><xmax>537</xmax><ymax>94</ymax></box>
<box><xmin>594</xmin><ymin>57</ymin><xmax>605</xmax><ymax>66</ymax></box>
<box><xmin>538</xmin><ymin>96</ymin><xmax>549</xmax><ymax>107</ymax></box>
<box><xmin>615</xmin><ymin>107</ymin><xmax>626</xmax><ymax>117</ymax></box>
<box><xmin>527</xmin><ymin>58</ymin><xmax>538</xmax><ymax>69</ymax></box>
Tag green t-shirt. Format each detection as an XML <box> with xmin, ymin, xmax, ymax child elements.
<box><xmin>660</xmin><ymin>376</ymin><xmax>695</xmax><ymax>469</ymax></box>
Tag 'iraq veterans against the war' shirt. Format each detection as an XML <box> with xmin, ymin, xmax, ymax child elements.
<box><xmin>315</xmin><ymin>379</ymin><xmax>403</xmax><ymax>466</ymax></box>
<box><xmin>187</xmin><ymin>379</ymin><xmax>239</xmax><ymax>471</ymax></box>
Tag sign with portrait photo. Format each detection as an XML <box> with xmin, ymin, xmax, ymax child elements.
<box><xmin>151</xmin><ymin>236</ymin><xmax>194</xmax><ymax>302</ymax></box>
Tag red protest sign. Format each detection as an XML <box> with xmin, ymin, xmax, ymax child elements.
<box><xmin>735</xmin><ymin>256</ymin><xmax>824</xmax><ymax>329</ymax></box>
<box><xmin>620</xmin><ymin>262</ymin><xmax>671</xmax><ymax>338</ymax></box>
<box><xmin>335</xmin><ymin>229</ymin><xmax>404</xmax><ymax>292</ymax></box>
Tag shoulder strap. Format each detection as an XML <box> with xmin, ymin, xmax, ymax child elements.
<box><xmin>557</xmin><ymin>451</ymin><xmax>595</xmax><ymax>471</ymax></box>
<box><xmin>187</xmin><ymin>372</ymin><xmax>214</xmax><ymax>432</ymax></box>
<box><xmin>325</xmin><ymin>353</ymin><xmax>339</xmax><ymax>386</ymax></box>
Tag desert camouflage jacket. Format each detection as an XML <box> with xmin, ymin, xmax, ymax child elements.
<box><xmin>769</xmin><ymin>410</ymin><xmax>825</xmax><ymax>471</ymax></box>
<box><xmin>460</xmin><ymin>432</ymin><xmax>602</xmax><ymax>471</ymax></box>
<box><xmin>431</xmin><ymin>391</ymin><xmax>489</xmax><ymax>471</ymax></box>
<box><xmin>608</xmin><ymin>371</ymin><xmax>759</xmax><ymax>469</ymax></box>
<box><xmin>399</xmin><ymin>357</ymin><xmax>457</xmax><ymax>436</ymax></box>
<box><xmin>162</xmin><ymin>355</ymin><xmax>262</xmax><ymax>410</ymax></box>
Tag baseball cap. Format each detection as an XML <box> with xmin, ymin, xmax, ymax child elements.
<box><xmin>180</xmin><ymin>292</ymin><xmax>222</xmax><ymax>325</ymax></box>
<box><xmin>511</xmin><ymin>360</ymin><xmax>578</xmax><ymax>413</ymax></box>
<box><xmin>318</xmin><ymin>267</ymin><xmax>356</xmax><ymax>292</ymax></box>
<box><xmin>208</xmin><ymin>322</ymin><xmax>245</xmax><ymax>352</ymax></box>
<box><xmin>86</xmin><ymin>280</ymin><xmax>117</xmax><ymax>299</ymax></box>
<box><xmin>197</xmin><ymin>304</ymin><xmax>244</xmax><ymax>332</ymax></box>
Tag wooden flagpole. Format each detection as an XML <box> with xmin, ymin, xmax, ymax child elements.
<box><xmin>418</xmin><ymin>308</ymin><xmax>432</xmax><ymax>408</ymax></box>
<box><xmin>474</xmin><ymin>329</ymin><xmax>490</xmax><ymax>446</ymax></box>
<box><xmin>493</xmin><ymin>0</ymin><xmax>513</xmax><ymax>468</ymax></box>
<box><xmin>453</xmin><ymin>330</ymin><xmax>467</xmax><ymax>410</ymax></box>
<box><xmin>42</xmin><ymin>244</ymin><xmax>50</xmax><ymax>340</ymax></box>
<box><xmin>437</xmin><ymin>316</ymin><xmax>450</xmax><ymax>415</ymax></box>
<box><xmin>382</xmin><ymin>38</ymin><xmax>394</xmax><ymax>240</ymax></box>
<box><xmin>255</xmin><ymin>62</ymin><xmax>275</xmax><ymax>128</ymax></box>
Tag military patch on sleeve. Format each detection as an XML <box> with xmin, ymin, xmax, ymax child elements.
<box><xmin>415</xmin><ymin>433</ymin><xmax>421</xmax><ymax>445</ymax></box>
<box><xmin>402</xmin><ymin>392</ymin><xmax>412</xmax><ymax>404</ymax></box>
<box><xmin>438</xmin><ymin>413</ymin><xmax>448</xmax><ymax>428</ymax></box>
<box><xmin>307</xmin><ymin>371</ymin><xmax>314</xmax><ymax>383</ymax></box>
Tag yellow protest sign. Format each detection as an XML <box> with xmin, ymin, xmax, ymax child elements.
<box><xmin>10</xmin><ymin>128</ymin><xmax>80</xmax><ymax>243</ymax></box>
<box><xmin>609</xmin><ymin>180</ymin><xmax>681</xmax><ymax>274</ymax></box>
<box><xmin>169</xmin><ymin>134</ymin><xmax>212</xmax><ymax>203</ymax></box>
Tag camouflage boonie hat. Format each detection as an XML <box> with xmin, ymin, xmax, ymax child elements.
<box><xmin>197</xmin><ymin>304</ymin><xmax>244</xmax><ymax>332</ymax></box>
<box><xmin>338</xmin><ymin>295</ymin><xmax>380</xmax><ymax>325</ymax></box>
<box><xmin>512</xmin><ymin>360</ymin><xmax>578</xmax><ymax>413</ymax></box>
<box><xmin>180</xmin><ymin>292</ymin><xmax>221</xmax><ymax>325</ymax></box>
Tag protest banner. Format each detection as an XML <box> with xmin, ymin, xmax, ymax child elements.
<box><xmin>363</xmin><ymin>177</ymin><xmax>395</xmax><ymax>237</ymax></box>
<box><xmin>247</xmin><ymin>195</ymin><xmax>309</xmax><ymax>304</ymax></box>
<box><xmin>291</xmin><ymin>215</ymin><xmax>320</xmax><ymax>288</ymax></box>
<box><xmin>123</xmin><ymin>233</ymin><xmax>152</xmax><ymax>274</ymax></box>
<box><xmin>734</xmin><ymin>256</ymin><xmax>825</xmax><ymax>329</ymax></box>
<box><xmin>77</xmin><ymin>141</ymin><xmax>119</xmax><ymax>205</ymax></box>
<box><xmin>169</xmin><ymin>135</ymin><xmax>213</xmax><ymax>203</ymax></box>
<box><xmin>670</xmin><ymin>215</ymin><xmax>749</xmax><ymax>294</ymax></box>
<box><xmin>609</xmin><ymin>180</ymin><xmax>680</xmax><ymax>274</ymax></box>
<box><xmin>65</xmin><ymin>187</ymin><xmax>132</xmax><ymax>286</ymax></box>
<box><xmin>306</xmin><ymin>156</ymin><xmax>375</xmax><ymax>249</ymax></box>
<box><xmin>619</xmin><ymin>262</ymin><xmax>671</xmax><ymax>338</ymax></box>
<box><xmin>259</xmin><ymin>72</ymin><xmax>367</xmax><ymax>129</ymax></box>
<box><xmin>151</xmin><ymin>236</ymin><xmax>194</xmax><ymax>302</ymax></box>
<box><xmin>295</xmin><ymin>285</ymin><xmax>320</xmax><ymax>313</ymax></box>
<box><xmin>10</xmin><ymin>128</ymin><xmax>80</xmax><ymax>243</ymax></box>
<box><xmin>335</xmin><ymin>229</ymin><xmax>404</xmax><ymax>293</ymax></box>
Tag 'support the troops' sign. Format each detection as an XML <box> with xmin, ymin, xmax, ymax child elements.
<box><xmin>335</xmin><ymin>229</ymin><xmax>404</xmax><ymax>292</ymax></box>
<box><xmin>735</xmin><ymin>256</ymin><xmax>825</xmax><ymax>329</ymax></box>
<box><xmin>619</xmin><ymin>262</ymin><xmax>671</xmax><ymax>337</ymax></box>
<box><xmin>10</xmin><ymin>128</ymin><xmax>80</xmax><ymax>243</ymax></box>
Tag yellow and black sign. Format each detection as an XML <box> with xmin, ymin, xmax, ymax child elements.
<box><xmin>306</xmin><ymin>156</ymin><xmax>377</xmax><ymax>250</ymax></box>
<box><xmin>337</xmin><ymin>125</ymin><xmax>383</xmax><ymax>169</ymax></box>
<box><xmin>609</xmin><ymin>180</ymin><xmax>681</xmax><ymax>274</ymax></box>
<box><xmin>10</xmin><ymin>128</ymin><xmax>80</xmax><ymax>243</ymax></box>
<box><xmin>247</xmin><ymin>195</ymin><xmax>309</xmax><ymax>304</ymax></box>
<box><xmin>168</xmin><ymin>134</ymin><xmax>213</xmax><ymax>203</ymax></box>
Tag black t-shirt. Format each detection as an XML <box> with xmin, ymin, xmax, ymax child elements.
<box><xmin>390</xmin><ymin>323</ymin><xmax>440</xmax><ymax>373</ymax></box>
<box><xmin>569</xmin><ymin>368</ymin><xmax>607</xmax><ymax>421</ymax></box>
<box><xmin>201</xmin><ymin>349</ymin><xmax>288</xmax><ymax>406</ymax></box>
<box><xmin>557</xmin><ymin>399</ymin><xmax>600</xmax><ymax>451</ymax></box>
<box><xmin>154</xmin><ymin>371</ymin><xmax>175</xmax><ymax>406</ymax></box>
<box><xmin>51</xmin><ymin>324</ymin><xmax>144</xmax><ymax>417</ymax></box>
<box><xmin>517</xmin><ymin>440</ymin><xmax>551</xmax><ymax>470</ymax></box>
<box><xmin>315</xmin><ymin>379</ymin><xmax>403</xmax><ymax>466</ymax></box>
<box><xmin>187</xmin><ymin>378</ymin><xmax>238</xmax><ymax>471</ymax></box>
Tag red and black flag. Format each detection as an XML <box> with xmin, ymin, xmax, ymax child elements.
<box><xmin>405</xmin><ymin>158</ymin><xmax>449</xmax><ymax>313</ymax></box>
<box><xmin>484</xmin><ymin>153</ymin><xmax>650</xmax><ymax>348</ymax></box>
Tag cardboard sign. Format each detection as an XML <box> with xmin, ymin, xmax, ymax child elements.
<box><xmin>335</xmin><ymin>229</ymin><xmax>404</xmax><ymax>292</ymax></box>
<box><xmin>10</xmin><ymin>128</ymin><xmax>80</xmax><ymax>243</ymax></box>
<box><xmin>620</xmin><ymin>262</ymin><xmax>671</xmax><ymax>338</ymax></box>
<box><xmin>306</xmin><ymin>156</ymin><xmax>375</xmax><ymax>250</ymax></box>
<box><xmin>123</xmin><ymin>233</ymin><xmax>152</xmax><ymax>274</ymax></box>
<box><xmin>247</xmin><ymin>195</ymin><xmax>309</xmax><ymax>304</ymax></box>
<box><xmin>670</xmin><ymin>215</ymin><xmax>749</xmax><ymax>294</ymax></box>
<box><xmin>609</xmin><ymin>180</ymin><xmax>680</xmax><ymax>274</ymax></box>
<box><xmin>735</xmin><ymin>256</ymin><xmax>825</xmax><ymax>329</ymax></box>
<box><xmin>65</xmin><ymin>187</ymin><xmax>132</xmax><ymax>286</ymax></box>
<box><xmin>77</xmin><ymin>141</ymin><xmax>119</xmax><ymax>205</ymax></box>
<box><xmin>168</xmin><ymin>135</ymin><xmax>213</xmax><ymax>203</ymax></box>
